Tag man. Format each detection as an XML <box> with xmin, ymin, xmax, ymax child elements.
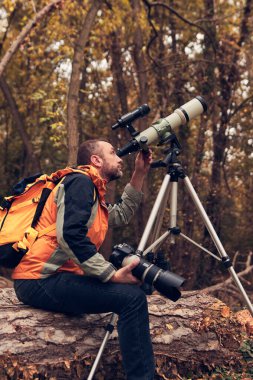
<box><xmin>13</xmin><ymin>139</ymin><xmax>155</xmax><ymax>380</ymax></box>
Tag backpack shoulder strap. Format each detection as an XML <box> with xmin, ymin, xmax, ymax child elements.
<box><xmin>30</xmin><ymin>180</ymin><xmax>56</xmax><ymax>229</ymax></box>
<box><xmin>31</xmin><ymin>167</ymin><xmax>92</xmax><ymax>230</ymax></box>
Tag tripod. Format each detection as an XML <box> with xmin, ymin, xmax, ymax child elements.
<box><xmin>87</xmin><ymin>139</ymin><xmax>253</xmax><ymax>380</ymax></box>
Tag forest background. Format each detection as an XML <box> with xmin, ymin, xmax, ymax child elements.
<box><xmin>0</xmin><ymin>0</ymin><xmax>252</xmax><ymax>312</ymax></box>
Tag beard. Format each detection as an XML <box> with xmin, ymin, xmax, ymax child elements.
<box><xmin>107</xmin><ymin>168</ymin><xmax>123</xmax><ymax>182</ymax></box>
<box><xmin>101</xmin><ymin>165</ymin><xmax>123</xmax><ymax>182</ymax></box>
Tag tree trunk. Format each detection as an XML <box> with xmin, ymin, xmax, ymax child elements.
<box><xmin>195</xmin><ymin>0</ymin><xmax>253</xmax><ymax>287</ymax></box>
<box><xmin>110</xmin><ymin>31</ymin><xmax>129</xmax><ymax>116</ymax></box>
<box><xmin>175</xmin><ymin>0</ymin><xmax>219</xmax><ymax>289</ymax></box>
<box><xmin>205</xmin><ymin>0</ymin><xmax>253</xmax><ymax>234</ymax></box>
<box><xmin>0</xmin><ymin>77</ymin><xmax>41</xmax><ymax>176</ymax></box>
<box><xmin>102</xmin><ymin>30</ymin><xmax>131</xmax><ymax>258</ymax></box>
<box><xmin>66</xmin><ymin>0</ymin><xmax>102</xmax><ymax>166</ymax></box>
<box><xmin>130</xmin><ymin>0</ymin><xmax>151</xmax><ymax>243</ymax></box>
<box><xmin>0</xmin><ymin>288</ymin><xmax>251</xmax><ymax>380</ymax></box>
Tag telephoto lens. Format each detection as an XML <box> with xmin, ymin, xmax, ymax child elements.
<box><xmin>140</xmin><ymin>252</ymin><xmax>155</xmax><ymax>295</ymax></box>
<box><xmin>110</xmin><ymin>244</ymin><xmax>185</xmax><ymax>302</ymax></box>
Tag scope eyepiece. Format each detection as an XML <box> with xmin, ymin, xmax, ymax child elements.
<box><xmin>112</xmin><ymin>104</ymin><xmax>150</xmax><ymax>130</ymax></box>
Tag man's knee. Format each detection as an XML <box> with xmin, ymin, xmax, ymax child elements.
<box><xmin>120</xmin><ymin>285</ymin><xmax>148</xmax><ymax>313</ymax></box>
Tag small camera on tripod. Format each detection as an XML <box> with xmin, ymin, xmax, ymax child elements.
<box><xmin>110</xmin><ymin>243</ymin><xmax>185</xmax><ymax>302</ymax></box>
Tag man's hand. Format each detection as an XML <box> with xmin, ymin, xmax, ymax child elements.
<box><xmin>110</xmin><ymin>257</ymin><xmax>141</xmax><ymax>285</ymax></box>
<box><xmin>130</xmin><ymin>150</ymin><xmax>152</xmax><ymax>191</ymax></box>
<box><xmin>134</xmin><ymin>150</ymin><xmax>152</xmax><ymax>175</ymax></box>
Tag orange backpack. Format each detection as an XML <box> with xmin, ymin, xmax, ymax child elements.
<box><xmin>0</xmin><ymin>168</ymin><xmax>88</xmax><ymax>268</ymax></box>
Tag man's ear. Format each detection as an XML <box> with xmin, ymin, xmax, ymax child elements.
<box><xmin>90</xmin><ymin>154</ymin><xmax>103</xmax><ymax>168</ymax></box>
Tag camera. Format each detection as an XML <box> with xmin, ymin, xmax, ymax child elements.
<box><xmin>110</xmin><ymin>243</ymin><xmax>185</xmax><ymax>301</ymax></box>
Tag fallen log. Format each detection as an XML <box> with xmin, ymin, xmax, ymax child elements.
<box><xmin>0</xmin><ymin>287</ymin><xmax>252</xmax><ymax>379</ymax></box>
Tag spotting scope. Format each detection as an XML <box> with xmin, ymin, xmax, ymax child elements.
<box><xmin>116</xmin><ymin>96</ymin><xmax>207</xmax><ymax>157</ymax></box>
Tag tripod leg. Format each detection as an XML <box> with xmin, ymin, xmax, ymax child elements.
<box><xmin>169</xmin><ymin>181</ymin><xmax>178</xmax><ymax>244</ymax></box>
<box><xmin>145</xmin><ymin>179</ymin><xmax>179</xmax><ymax>250</ymax></box>
<box><xmin>183</xmin><ymin>176</ymin><xmax>253</xmax><ymax>315</ymax></box>
<box><xmin>143</xmin><ymin>230</ymin><xmax>171</xmax><ymax>256</ymax></box>
<box><xmin>87</xmin><ymin>313</ymin><xmax>118</xmax><ymax>380</ymax></box>
<box><xmin>150</xmin><ymin>184</ymin><xmax>171</xmax><ymax>247</ymax></box>
<box><xmin>138</xmin><ymin>174</ymin><xmax>171</xmax><ymax>252</ymax></box>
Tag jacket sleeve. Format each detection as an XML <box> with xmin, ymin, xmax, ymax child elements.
<box><xmin>55</xmin><ymin>173</ymin><xmax>116</xmax><ymax>282</ymax></box>
<box><xmin>108</xmin><ymin>183</ymin><xmax>143</xmax><ymax>227</ymax></box>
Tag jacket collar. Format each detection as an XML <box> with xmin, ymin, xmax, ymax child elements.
<box><xmin>77</xmin><ymin>165</ymin><xmax>107</xmax><ymax>200</ymax></box>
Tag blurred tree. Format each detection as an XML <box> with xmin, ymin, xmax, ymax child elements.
<box><xmin>66</xmin><ymin>0</ymin><xmax>102</xmax><ymax>166</ymax></box>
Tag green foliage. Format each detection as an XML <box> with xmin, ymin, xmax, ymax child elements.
<box><xmin>240</xmin><ymin>339</ymin><xmax>253</xmax><ymax>364</ymax></box>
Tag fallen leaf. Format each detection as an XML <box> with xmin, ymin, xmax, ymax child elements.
<box><xmin>221</xmin><ymin>306</ymin><xmax>230</xmax><ymax>318</ymax></box>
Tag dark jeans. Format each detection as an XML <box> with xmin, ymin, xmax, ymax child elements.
<box><xmin>14</xmin><ymin>273</ymin><xmax>155</xmax><ymax>380</ymax></box>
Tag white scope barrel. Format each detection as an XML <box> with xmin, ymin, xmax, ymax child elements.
<box><xmin>135</xmin><ymin>96</ymin><xmax>207</xmax><ymax>146</ymax></box>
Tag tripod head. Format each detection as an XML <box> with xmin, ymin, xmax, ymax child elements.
<box><xmin>150</xmin><ymin>133</ymin><xmax>186</xmax><ymax>179</ymax></box>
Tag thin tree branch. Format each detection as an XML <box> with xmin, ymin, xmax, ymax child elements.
<box><xmin>0</xmin><ymin>0</ymin><xmax>63</xmax><ymax>78</ymax></box>
<box><xmin>142</xmin><ymin>0</ymin><xmax>159</xmax><ymax>66</ymax></box>
<box><xmin>228</xmin><ymin>95</ymin><xmax>253</xmax><ymax>122</ymax></box>
<box><xmin>200</xmin><ymin>252</ymin><xmax>253</xmax><ymax>294</ymax></box>
<box><xmin>245</xmin><ymin>251</ymin><xmax>252</xmax><ymax>267</ymax></box>
<box><xmin>142</xmin><ymin>0</ymin><xmax>216</xmax><ymax>58</ymax></box>
<box><xmin>30</xmin><ymin>0</ymin><xmax>37</xmax><ymax>14</ymax></box>
<box><xmin>0</xmin><ymin>7</ymin><xmax>17</xmax><ymax>55</ymax></box>
<box><xmin>233</xmin><ymin>251</ymin><xmax>240</xmax><ymax>267</ymax></box>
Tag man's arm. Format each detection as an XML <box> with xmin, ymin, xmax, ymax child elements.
<box><xmin>55</xmin><ymin>173</ymin><xmax>116</xmax><ymax>282</ymax></box>
<box><xmin>108</xmin><ymin>150</ymin><xmax>152</xmax><ymax>227</ymax></box>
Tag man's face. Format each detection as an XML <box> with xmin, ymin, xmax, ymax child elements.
<box><xmin>96</xmin><ymin>141</ymin><xmax>123</xmax><ymax>182</ymax></box>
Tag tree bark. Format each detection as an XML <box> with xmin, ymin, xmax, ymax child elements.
<box><xmin>110</xmin><ymin>31</ymin><xmax>129</xmax><ymax>116</ymax></box>
<box><xmin>206</xmin><ymin>0</ymin><xmax>253</xmax><ymax>234</ymax></box>
<box><xmin>130</xmin><ymin>0</ymin><xmax>151</xmax><ymax>243</ymax></box>
<box><xmin>0</xmin><ymin>288</ymin><xmax>251</xmax><ymax>379</ymax></box>
<box><xmin>101</xmin><ymin>30</ymin><xmax>130</xmax><ymax>259</ymax></box>
<box><xmin>176</xmin><ymin>0</ymin><xmax>219</xmax><ymax>289</ymax></box>
<box><xmin>0</xmin><ymin>0</ymin><xmax>63</xmax><ymax>78</ymax></box>
<box><xmin>66</xmin><ymin>0</ymin><xmax>102</xmax><ymax>166</ymax></box>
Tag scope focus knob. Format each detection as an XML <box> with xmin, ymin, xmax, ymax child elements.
<box><xmin>140</xmin><ymin>136</ymin><xmax>148</xmax><ymax>144</ymax></box>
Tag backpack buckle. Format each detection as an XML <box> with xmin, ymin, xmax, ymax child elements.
<box><xmin>0</xmin><ymin>199</ymin><xmax>11</xmax><ymax>210</ymax></box>
<box><xmin>32</xmin><ymin>197</ymin><xmax>40</xmax><ymax>203</ymax></box>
